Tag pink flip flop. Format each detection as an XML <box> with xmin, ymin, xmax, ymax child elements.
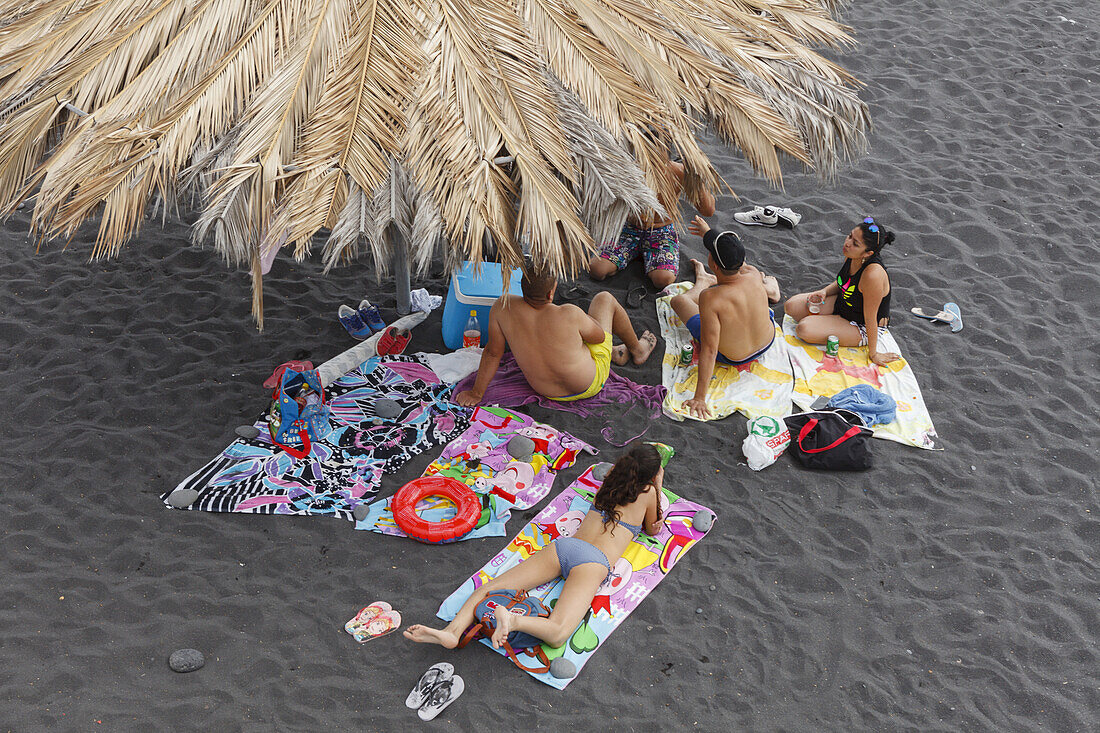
<box><xmin>263</xmin><ymin>359</ymin><xmax>314</xmax><ymax>389</ymax></box>
<box><xmin>345</xmin><ymin>602</ymin><xmax>402</xmax><ymax>643</ymax></box>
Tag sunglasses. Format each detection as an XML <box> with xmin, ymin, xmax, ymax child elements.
<box><xmin>862</xmin><ymin>216</ymin><xmax>880</xmax><ymax>235</ymax></box>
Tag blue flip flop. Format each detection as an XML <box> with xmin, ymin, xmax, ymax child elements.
<box><xmin>943</xmin><ymin>302</ymin><xmax>963</xmax><ymax>333</ymax></box>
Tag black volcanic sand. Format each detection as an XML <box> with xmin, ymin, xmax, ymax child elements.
<box><xmin>3</xmin><ymin>1</ymin><xmax>1099</xmax><ymax>730</ymax></box>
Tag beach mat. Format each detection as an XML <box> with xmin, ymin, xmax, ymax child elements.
<box><xmin>163</xmin><ymin>355</ymin><xmax>469</xmax><ymax>518</ymax></box>
<box><xmin>781</xmin><ymin>315</ymin><xmax>940</xmax><ymax>450</ymax></box>
<box><xmin>356</xmin><ymin>407</ymin><xmax>595</xmax><ymax>540</ymax></box>
<box><xmin>436</xmin><ymin>464</ymin><xmax>715</xmax><ymax>689</ymax></box>
<box><xmin>656</xmin><ymin>282</ymin><xmax>793</xmax><ymax>421</ymax></box>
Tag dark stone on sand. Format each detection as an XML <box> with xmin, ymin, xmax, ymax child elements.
<box><xmin>692</xmin><ymin>510</ymin><xmax>714</xmax><ymax>533</ymax></box>
<box><xmin>167</xmin><ymin>489</ymin><xmax>199</xmax><ymax>509</ymax></box>
<box><xmin>591</xmin><ymin>462</ymin><xmax>614</xmax><ymax>480</ymax></box>
<box><xmin>549</xmin><ymin>657</ymin><xmax>577</xmax><ymax>679</ymax></box>
<box><xmin>235</xmin><ymin>425</ymin><xmax>260</xmax><ymax>439</ymax></box>
<box><xmin>374</xmin><ymin>399</ymin><xmax>402</xmax><ymax>419</ymax></box>
<box><xmin>168</xmin><ymin>648</ymin><xmax>205</xmax><ymax>673</ymax></box>
<box><xmin>352</xmin><ymin>505</ymin><xmax>371</xmax><ymax>522</ymax></box>
<box><xmin>506</xmin><ymin>435</ymin><xmax>535</xmax><ymax>460</ymax></box>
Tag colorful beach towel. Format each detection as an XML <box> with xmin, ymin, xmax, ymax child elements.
<box><xmin>164</xmin><ymin>355</ymin><xmax>469</xmax><ymax>519</ymax></box>
<box><xmin>354</xmin><ymin>491</ymin><xmax>515</xmax><ymax>542</ymax></box>
<box><xmin>356</xmin><ymin>407</ymin><xmax>595</xmax><ymax>540</ymax></box>
<box><xmin>656</xmin><ymin>282</ymin><xmax>793</xmax><ymax>421</ymax></box>
<box><xmin>436</xmin><ymin>464</ymin><xmax>715</xmax><ymax>689</ymax></box>
<box><xmin>452</xmin><ymin>354</ymin><xmax>665</xmax><ymax>445</ymax></box>
<box><xmin>781</xmin><ymin>315</ymin><xmax>939</xmax><ymax>450</ymax></box>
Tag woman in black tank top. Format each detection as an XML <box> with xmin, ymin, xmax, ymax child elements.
<box><xmin>783</xmin><ymin>217</ymin><xmax>901</xmax><ymax>367</ymax></box>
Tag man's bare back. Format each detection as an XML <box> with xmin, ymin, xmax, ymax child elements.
<box><xmin>491</xmin><ymin>295</ymin><xmax>602</xmax><ymax>398</ymax></box>
<box><xmin>454</xmin><ymin>276</ymin><xmax>657</xmax><ymax>406</ymax></box>
<box><xmin>673</xmin><ymin>217</ymin><xmax>780</xmax><ymax>419</ymax></box>
<box><xmin>697</xmin><ymin>264</ymin><xmax>775</xmax><ymax>362</ymax></box>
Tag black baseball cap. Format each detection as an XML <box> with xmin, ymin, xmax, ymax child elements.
<box><xmin>703</xmin><ymin>229</ymin><xmax>745</xmax><ymax>271</ymax></box>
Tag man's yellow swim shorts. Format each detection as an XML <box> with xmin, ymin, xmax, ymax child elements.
<box><xmin>549</xmin><ymin>332</ymin><xmax>613</xmax><ymax>402</ymax></box>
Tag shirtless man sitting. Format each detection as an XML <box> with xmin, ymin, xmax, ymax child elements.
<box><xmin>454</xmin><ymin>270</ymin><xmax>658</xmax><ymax>406</ymax></box>
<box><xmin>672</xmin><ymin>217</ymin><xmax>780</xmax><ymax>419</ymax></box>
<box><xmin>588</xmin><ymin>157</ymin><xmax>716</xmax><ymax>290</ymax></box>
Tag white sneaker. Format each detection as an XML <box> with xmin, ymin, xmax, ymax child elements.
<box><xmin>733</xmin><ymin>205</ymin><xmax>779</xmax><ymax>227</ymax></box>
<box><xmin>774</xmin><ymin>207</ymin><xmax>802</xmax><ymax>227</ymax></box>
<box><xmin>733</xmin><ymin>205</ymin><xmax>802</xmax><ymax>228</ymax></box>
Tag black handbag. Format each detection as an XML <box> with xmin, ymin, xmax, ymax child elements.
<box><xmin>784</xmin><ymin>409</ymin><xmax>873</xmax><ymax>471</ymax></box>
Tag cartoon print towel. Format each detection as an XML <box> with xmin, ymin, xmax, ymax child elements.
<box><xmin>436</xmin><ymin>464</ymin><xmax>715</xmax><ymax>689</ymax></box>
<box><xmin>782</xmin><ymin>315</ymin><xmax>940</xmax><ymax>449</ymax></box>
<box><xmin>656</xmin><ymin>282</ymin><xmax>793</xmax><ymax>421</ymax></box>
<box><xmin>164</xmin><ymin>355</ymin><xmax>469</xmax><ymax>519</ymax></box>
<box><xmin>425</xmin><ymin>406</ymin><xmax>596</xmax><ymax>510</ymax></box>
<box><xmin>356</xmin><ymin>407</ymin><xmax>596</xmax><ymax>540</ymax></box>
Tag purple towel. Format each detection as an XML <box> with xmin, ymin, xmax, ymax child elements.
<box><xmin>453</xmin><ymin>354</ymin><xmax>666</xmax><ymax>445</ymax></box>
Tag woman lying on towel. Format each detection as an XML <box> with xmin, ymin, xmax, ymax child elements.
<box><xmin>784</xmin><ymin>216</ymin><xmax>901</xmax><ymax>366</ymax></box>
<box><xmin>404</xmin><ymin>443</ymin><xmax>664</xmax><ymax>649</ymax></box>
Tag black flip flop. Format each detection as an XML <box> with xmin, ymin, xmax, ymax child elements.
<box><xmin>558</xmin><ymin>284</ymin><xmax>584</xmax><ymax>302</ymax></box>
<box><xmin>626</xmin><ymin>285</ymin><xmax>648</xmax><ymax>309</ymax></box>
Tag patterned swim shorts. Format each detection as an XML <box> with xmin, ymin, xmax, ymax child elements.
<box><xmin>850</xmin><ymin>321</ymin><xmax>888</xmax><ymax>347</ymax></box>
<box><xmin>597</xmin><ymin>223</ymin><xmax>679</xmax><ymax>273</ymax></box>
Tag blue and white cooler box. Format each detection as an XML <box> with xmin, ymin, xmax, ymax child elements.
<box><xmin>442</xmin><ymin>261</ymin><xmax>523</xmax><ymax>349</ymax></box>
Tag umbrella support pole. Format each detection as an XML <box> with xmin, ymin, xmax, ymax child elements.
<box><xmin>389</xmin><ymin>224</ymin><xmax>411</xmax><ymax>315</ymax></box>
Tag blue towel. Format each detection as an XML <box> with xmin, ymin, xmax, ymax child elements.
<box><xmin>826</xmin><ymin>384</ymin><xmax>896</xmax><ymax>427</ymax></box>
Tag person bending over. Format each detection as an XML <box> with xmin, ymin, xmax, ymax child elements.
<box><xmin>672</xmin><ymin>217</ymin><xmax>781</xmax><ymax>419</ymax></box>
<box><xmin>784</xmin><ymin>217</ymin><xmax>900</xmax><ymax>366</ymax></box>
<box><xmin>588</xmin><ymin>157</ymin><xmax>716</xmax><ymax>290</ymax></box>
<box><xmin>454</xmin><ymin>269</ymin><xmax>658</xmax><ymax>406</ymax></box>
<box><xmin>403</xmin><ymin>443</ymin><xmax>665</xmax><ymax>649</ymax></box>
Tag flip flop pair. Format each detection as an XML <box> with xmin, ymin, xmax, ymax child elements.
<box><xmin>406</xmin><ymin>662</ymin><xmax>464</xmax><ymax>721</ymax></box>
<box><xmin>344</xmin><ymin>601</ymin><xmax>402</xmax><ymax>643</ymax></box>
<box><xmin>911</xmin><ymin>302</ymin><xmax>963</xmax><ymax>333</ymax></box>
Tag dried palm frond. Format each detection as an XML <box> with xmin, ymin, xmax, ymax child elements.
<box><xmin>0</xmin><ymin>0</ymin><xmax>872</xmax><ymax>328</ymax></box>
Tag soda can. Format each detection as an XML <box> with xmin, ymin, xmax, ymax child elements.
<box><xmin>679</xmin><ymin>342</ymin><xmax>694</xmax><ymax>366</ymax></box>
<box><xmin>825</xmin><ymin>335</ymin><xmax>840</xmax><ymax>357</ymax></box>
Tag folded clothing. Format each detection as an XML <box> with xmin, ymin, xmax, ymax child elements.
<box><xmin>826</xmin><ymin>384</ymin><xmax>896</xmax><ymax>427</ymax></box>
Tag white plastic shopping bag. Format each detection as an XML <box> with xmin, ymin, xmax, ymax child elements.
<box><xmin>742</xmin><ymin>416</ymin><xmax>791</xmax><ymax>471</ymax></box>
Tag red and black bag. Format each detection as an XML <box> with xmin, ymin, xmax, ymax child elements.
<box><xmin>457</xmin><ymin>589</ymin><xmax>552</xmax><ymax>673</ymax></box>
<box><xmin>784</xmin><ymin>409</ymin><xmax>873</xmax><ymax>471</ymax></box>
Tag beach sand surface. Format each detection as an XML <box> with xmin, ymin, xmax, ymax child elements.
<box><xmin>2</xmin><ymin>0</ymin><xmax>1098</xmax><ymax>730</ymax></box>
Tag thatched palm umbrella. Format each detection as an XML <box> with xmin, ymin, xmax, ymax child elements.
<box><xmin>0</xmin><ymin>0</ymin><xmax>869</xmax><ymax>328</ymax></box>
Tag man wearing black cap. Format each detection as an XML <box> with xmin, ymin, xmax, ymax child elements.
<box><xmin>671</xmin><ymin>216</ymin><xmax>781</xmax><ymax>419</ymax></box>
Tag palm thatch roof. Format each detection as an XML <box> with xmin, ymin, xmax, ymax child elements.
<box><xmin>0</xmin><ymin>0</ymin><xmax>870</xmax><ymax>328</ymax></box>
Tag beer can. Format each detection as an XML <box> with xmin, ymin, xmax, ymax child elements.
<box><xmin>679</xmin><ymin>342</ymin><xmax>694</xmax><ymax>366</ymax></box>
<box><xmin>825</xmin><ymin>335</ymin><xmax>840</xmax><ymax>357</ymax></box>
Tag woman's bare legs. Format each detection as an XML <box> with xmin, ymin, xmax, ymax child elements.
<box><xmin>794</xmin><ymin>315</ymin><xmax>867</xmax><ymax>347</ymax></box>
<box><xmin>403</xmin><ymin>544</ymin><xmax>563</xmax><ymax>648</ymax></box>
<box><xmin>491</xmin><ymin>562</ymin><xmax>609</xmax><ymax>649</ymax></box>
<box><xmin>785</xmin><ymin>291</ymin><xmax>837</xmax><ymax>321</ymax></box>
<box><xmin>784</xmin><ymin>291</ymin><xmax>865</xmax><ymax>346</ymax></box>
